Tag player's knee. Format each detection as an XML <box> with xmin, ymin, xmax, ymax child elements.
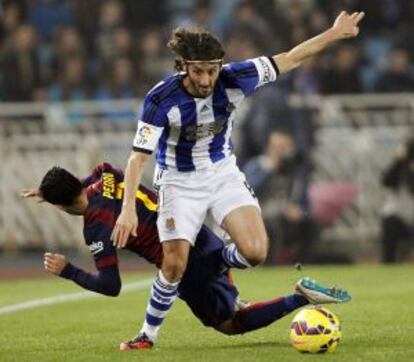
<box><xmin>162</xmin><ymin>258</ymin><xmax>187</xmax><ymax>282</ymax></box>
<box><xmin>104</xmin><ymin>282</ymin><xmax>121</xmax><ymax>297</ymax></box>
<box><xmin>214</xmin><ymin>320</ymin><xmax>238</xmax><ymax>335</ymax></box>
<box><xmin>244</xmin><ymin>238</ymin><xmax>268</xmax><ymax>266</ymax></box>
<box><xmin>110</xmin><ymin>285</ymin><xmax>121</xmax><ymax>297</ymax></box>
<box><xmin>246</xmin><ymin>253</ymin><xmax>265</xmax><ymax>267</ymax></box>
<box><xmin>161</xmin><ymin>240</ymin><xmax>190</xmax><ymax>282</ymax></box>
<box><xmin>246</xmin><ymin>248</ymin><xmax>267</xmax><ymax>266</ymax></box>
<box><xmin>214</xmin><ymin>326</ymin><xmax>234</xmax><ymax>336</ymax></box>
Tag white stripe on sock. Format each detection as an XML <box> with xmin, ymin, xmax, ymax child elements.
<box><xmin>146</xmin><ymin>303</ymin><xmax>169</xmax><ymax>319</ymax></box>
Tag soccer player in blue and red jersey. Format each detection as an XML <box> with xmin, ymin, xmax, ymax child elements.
<box><xmin>112</xmin><ymin>11</ymin><xmax>364</xmax><ymax>346</ymax></box>
<box><xmin>22</xmin><ymin>163</ymin><xmax>350</xmax><ymax>350</ymax></box>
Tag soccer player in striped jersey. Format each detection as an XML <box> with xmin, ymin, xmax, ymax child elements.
<box><xmin>112</xmin><ymin>11</ymin><xmax>364</xmax><ymax>346</ymax></box>
<box><xmin>22</xmin><ymin>163</ymin><xmax>350</xmax><ymax>350</ymax></box>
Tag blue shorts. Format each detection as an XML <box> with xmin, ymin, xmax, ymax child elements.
<box><xmin>178</xmin><ymin>226</ymin><xmax>239</xmax><ymax>327</ymax></box>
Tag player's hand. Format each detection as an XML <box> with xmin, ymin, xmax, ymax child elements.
<box><xmin>331</xmin><ymin>11</ymin><xmax>365</xmax><ymax>39</ymax></box>
<box><xmin>111</xmin><ymin>209</ymin><xmax>138</xmax><ymax>248</ymax></box>
<box><xmin>44</xmin><ymin>252</ymin><xmax>67</xmax><ymax>276</ymax></box>
<box><xmin>20</xmin><ymin>188</ymin><xmax>44</xmax><ymax>203</ymax></box>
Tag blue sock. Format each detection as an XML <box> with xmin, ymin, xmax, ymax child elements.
<box><xmin>232</xmin><ymin>294</ymin><xmax>308</xmax><ymax>333</ymax></box>
<box><xmin>221</xmin><ymin>244</ymin><xmax>251</xmax><ymax>269</ymax></box>
<box><xmin>140</xmin><ymin>271</ymin><xmax>179</xmax><ymax>342</ymax></box>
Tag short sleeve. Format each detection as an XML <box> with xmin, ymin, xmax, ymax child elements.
<box><xmin>132</xmin><ymin>95</ymin><xmax>167</xmax><ymax>153</ymax></box>
<box><xmin>223</xmin><ymin>56</ymin><xmax>278</xmax><ymax>96</ymax></box>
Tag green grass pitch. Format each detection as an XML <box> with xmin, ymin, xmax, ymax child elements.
<box><xmin>1</xmin><ymin>265</ymin><xmax>413</xmax><ymax>361</ymax></box>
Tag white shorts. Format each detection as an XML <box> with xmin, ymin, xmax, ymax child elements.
<box><xmin>154</xmin><ymin>155</ymin><xmax>260</xmax><ymax>244</ymax></box>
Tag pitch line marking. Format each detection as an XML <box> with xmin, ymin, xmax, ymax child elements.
<box><xmin>0</xmin><ymin>278</ymin><xmax>152</xmax><ymax>316</ymax></box>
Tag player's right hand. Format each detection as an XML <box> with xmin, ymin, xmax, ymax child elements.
<box><xmin>111</xmin><ymin>209</ymin><xmax>138</xmax><ymax>248</ymax></box>
<box><xmin>44</xmin><ymin>252</ymin><xmax>67</xmax><ymax>276</ymax></box>
<box><xmin>331</xmin><ymin>11</ymin><xmax>365</xmax><ymax>40</ymax></box>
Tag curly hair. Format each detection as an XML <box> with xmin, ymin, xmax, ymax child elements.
<box><xmin>167</xmin><ymin>27</ymin><xmax>225</xmax><ymax>70</ymax></box>
<box><xmin>39</xmin><ymin>167</ymin><xmax>82</xmax><ymax>206</ymax></box>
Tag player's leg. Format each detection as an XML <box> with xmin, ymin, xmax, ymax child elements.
<box><xmin>161</xmin><ymin>239</ymin><xmax>191</xmax><ymax>281</ymax></box>
<box><xmin>210</xmin><ymin>157</ymin><xmax>268</xmax><ymax>268</ymax></box>
<box><xmin>178</xmin><ymin>228</ymin><xmax>351</xmax><ymax>337</ymax></box>
<box><xmin>221</xmin><ymin>205</ymin><xmax>268</xmax><ymax>267</ymax></box>
<box><xmin>215</xmin><ymin>294</ymin><xmax>309</xmax><ymax>335</ymax></box>
<box><xmin>143</xmin><ymin>240</ymin><xmax>190</xmax><ymax>339</ymax></box>
<box><xmin>121</xmin><ymin>180</ymin><xmax>207</xmax><ymax>350</ymax></box>
<box><xmin>214</xmin><ymin>278</ymin><xmax>351</xmax><ymax>336</ymax></box>
<box><xmin>120</xmin><ymin>239</ymin><xmax>191</xmax><ymax>350</ymax></box>
<box><xmin>180</xmin><ymin>270</ymin><xmax>308</xmax><ymax>336</ymax></box>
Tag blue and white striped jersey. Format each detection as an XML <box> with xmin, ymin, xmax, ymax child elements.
<box><xmin>132</xmin><ymin>56</ymin><xmax>278</xmax><ymax>171</ymax></box>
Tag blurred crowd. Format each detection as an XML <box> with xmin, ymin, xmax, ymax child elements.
<box><xmin>1</xmin><ymin>0</ymin><xmax>414</xmax><ymax>104</ymax></box>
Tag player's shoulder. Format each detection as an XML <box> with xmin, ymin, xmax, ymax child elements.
<box><xmin>221</xmin><ymin>58</ymin><xmax>258</xmax><ymax>77</ymax></box>
<box><xmin>93</xmin><ymin>162</ymin><xmax>123</xmax><ymax>182</ymax></box>
<box><xmin>219</xmin><ymin>58</ymin><xmax>257</xmax><ymax>87</ymax></box>
<box><xmin>92</xmin><ymin>161</ymin><xmax>117</xmax><ymax>173</ymax></box>
<box><xmin>82</xmin><ymin>162</ymin><xmax>121</xmax><ymax>188</ymax></box>
<box><xmin>145</xmin><ymin>73</ymin><xmax>182</xmax><ymax>106</ymax></box>
<box><xmin>86</xmin><ymin>162</ymin><xmax>123</xmax><ymax>200</ymax></box>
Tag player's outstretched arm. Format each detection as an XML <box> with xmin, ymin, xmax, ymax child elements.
<box><xmin>274</xmin><ymin>11</ymin><xmax>365</xmax><ymax>74</ymax></box>
<box><xmin>111</xmin><ymin>151</ymin><xmax>150</xmax><ymax>248</ymax></box>
<box><xmin>44</xmin><ymin>252</ymin><xmax>122</xmax><ymax>296</ymax></box>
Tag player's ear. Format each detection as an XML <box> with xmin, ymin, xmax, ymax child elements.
<box><xmin>174</xmin><ymin>58</ymin><xmax>184</xmax><ymax>71</ymax></box>
<box><xmin>184</xmin><ymin>62</ymin><xmax>194</xmax><ymax>74</ymax></box>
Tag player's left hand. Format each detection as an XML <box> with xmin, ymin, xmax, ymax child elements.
<box><xmin>44</xmin><ymin>252</ymin><xmax>67</xmax><ymax>276</ymax></box>
<box><xmin>21</xmin><ymin>188</ymin><xmax>44</xmax><ymax>203</ymax></box>
<box><xmin>332</xmin><ymin>11</ymin><xmax>365</xmax><ymax>39</ymax></box>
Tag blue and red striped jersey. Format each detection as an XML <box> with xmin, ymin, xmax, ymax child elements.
<box><xmin>82</xmin><ymin>162</ymin><xmax>162</xmax><ymax>269</ymax></box>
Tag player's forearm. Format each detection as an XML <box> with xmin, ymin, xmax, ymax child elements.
<box><xmin>122</xmin><ymin>151</ymin><xmax>149</xmax><ymax>211</ymax></box>
<box><xmin>60</xmin><ymin>263</ymin><xmax>121</xmax><ymax>297</ymax></box>
<box><xmin>274</xmin><ymin>28</ymin><xmax>339</xmax><ymax>74</ymax></box>
<box><xmin>274</xmin><ymin>11</ymin><xmax>364</xmax><ymax>74</ymax></box>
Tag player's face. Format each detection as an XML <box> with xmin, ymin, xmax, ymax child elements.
<box><xmin>185</xmin><ymin>63</ymin><xmax>221</xmax><ymax>97</ymax></box>
<box><xmin>56</xmin><ymin>190</ymin><xmax>88</xmax><ymax>216</ymax></box>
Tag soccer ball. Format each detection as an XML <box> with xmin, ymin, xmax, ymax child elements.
<box><xmin>289</xmin><ymin>307</ymin><xmax>342</xmax><ymax>353</ymax></box>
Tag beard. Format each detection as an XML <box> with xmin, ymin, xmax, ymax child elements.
<box><xmin>187</xmin><ymin>76</ymin><xmax>215</xmax><ymax>98</ymax></box>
